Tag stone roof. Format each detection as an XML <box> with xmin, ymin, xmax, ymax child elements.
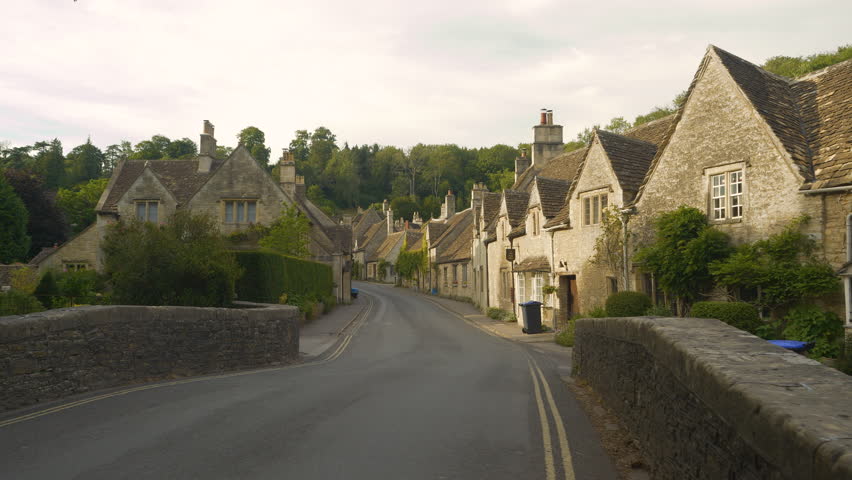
<box><xmin>482</xmin><ymin>192</ymin><xmax>502</xmax><ymax>227</ymax></box>
<box><xmin>596</xmin><ymin>130</ymin><xmax>659</xmax><ymax>193</ymax></box>
<box><xmin>29</xmin><ymin>245</ymin><xmax>59</xmax><ymax>266</ymax></box>
<box><xmin>329</xmin><ymin>225</ymin><xmax>352</xmax><ymax>254</ymax></box>
<box><xmin>794</xmin><ymin>59</ymin><xmax>852</xmax><ymax>189</ymax></box>
<box><xmin>353</xmin><ymin>207</ymin><xmax>384</xmax><ymax>245</ymax></box>
<box><xmin>434</xmin><ymin>210</ymin><xmax>473</xmax><ymax>264</ymax></box>
<box><xmin>514</xmin><ymin>255</ymin><xmax>550</xmax><ymax>272</ymax></box>
<box><xmin>511</xmin><ymin>147</ymin><xmax>587</xmax><ymax>193</ymax></box>
<box><xmin>507</xmin><ymin>224</ymin><xmax>526</xmax><ymax>240</ymax></box>
<box><xmin>362</xmin><ymin>222</ymin><xmax>388</xmax><ymax>262</ymax></box>
<box><xmin>622</xmin><ymin>114</ymin><xmax>676</xmax><ymax>145</ymax></box>
<box><xmin>534</xmin><ymin>177</ymin><xmax>571</xmax><ymax>218</ymax></box>
<box><xmin>376</xmin><ymin>231</ymin><xmax>404</xmax><ymax>260</ymax></box>
<box><xmin>425</xmin><ymin>221</ymin><xmax>449</xmax><ymax>245</ymax></box>
<box><xmin>99</xmin><ymin>158</ymin><xmax>225</xmax><ymax>213</ymax></box>
<box><xmin>433</xmin><ymin>209</ymin><xmax>472</xmax><ymax>248</ymax></box>
<box><xmin>504</xmin><ymin>190</ymin><xmax>530</xmax><ymax>228</ymax></box>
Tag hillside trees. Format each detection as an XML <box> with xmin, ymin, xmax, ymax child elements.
<box><xmin>3</xmin><ymin>169</ymin><xmax>68</xmax><ymax>257</ymax></box>
<box><xmin>57</xmin><ymin>178</ymin><xmax>109</xmax><ymax>234</ymax></box>
<box><xmin>0</xmin><ymin>174</ymin><xmax>30</xmax><ymax>263</ymax></box>
<box><xmin>66</xmin><ymin>139</ymin><xmax>105</xmax><ymax>184</ymax></box>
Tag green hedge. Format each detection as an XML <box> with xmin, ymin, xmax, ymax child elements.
<box><xmin>605</xmin><ymin>291</ymin><xmax>652</xmax><ymax>317</ymax></box>
<box><xmin>690</xmin><ymin>301</ymin><xmax>762</xmax><ymax>334</ymax></box>
<box><xmin>234</xmin><ymin>250</ymin><xmax>333</xmax><ymax>304</ymax></box>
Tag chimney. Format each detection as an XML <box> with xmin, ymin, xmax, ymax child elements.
<box><xmin>532</xmin><ymin>108</ymin><xmax>564</xmax><ymax>168</ymax></box>
<box><xmin>387</xmin><ymin>208</ymin><xmax>394</xmax><ymax>234</ymax></box>
<box><xmin>294</xmin><ymin>175</ymin><xmax>306</xmax><ymax>200</ymax></box>
<box><xmin>441</xmin><ymin>190</ymin><xmax>456</xmax><ymax>220</ymax></box>
<box><xmin>198</xmin><ymin>120</ymin><xmax>216</xmax><ymax>173</ymax></box>
<box><xmin>278</xmin><ymin>149</ymin><xmax>296</xmax><ymax>196</ymax></box>
<box><xmin>412</xmin><ymin>211</ymin><xmax>422</xmax><ymax>224</ymax></box>
<box><xmin>382</xmin><ymin>199</ymin><xmax>389</xmax><ymax>214</ymax></box>
<box><xmin>342</xmin><ymin>214</ymin><xmax>353</xmax><ymax>226</ymax></box>
<box><xmin>515</xmin><ymin>148</ymin><xmax>531</xmax><ymax>182</ymax></box>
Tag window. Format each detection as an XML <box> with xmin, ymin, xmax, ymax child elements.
<box><xmin>135</xmin><ymin>201</ymin><xmax>159</xmax><ymax>222</ymax></box>
<box><xmin>517</xmin><ymin>273</ymin><xmax>526</xmax><ymax>303</ymax></box>
<box><xmin>452</xmin><ymin>264</ymin><xmax>458</xmax><ymax>284</ymax></box>
<box><xmin>531</xmin><ymin>210</ymin><xmax>539</xmax><ymax>236</ymax></box>
<box><xmin>444</xmin><ymin>266</ymin><xmax>448</xmax><ymax>286</ymax></box>
<box><xmin>710</xmin><ymin>170</ymin><xmax>743</xmax><ymax>220</ymax></box>
<box><xmin>462</xmin><ymin>264</ymin><xmax>468</xmax><ymax>286</ymax></box>
<box><xmin>582</xmin><ymin>193</ymin><xmax>608</xmax><ymax>226</ymax></box>
<box><xmin>64</xmin><ymin>262</ymin><xmax>89</xmax><ymax>272</ymax></box>
<box><xmin>533</xmin><ymin>273</ymin><xmax>544</xmax><ymax>302</ymax></box>
<box><xmin>224</xmin><ymin>200</ymin><xmax>257</xmax><ymax>224</ymax></box>
<box><xmin>608</xmin><ymin>276</ymin><xmax>619</xmax><ymax>295</ymax></box>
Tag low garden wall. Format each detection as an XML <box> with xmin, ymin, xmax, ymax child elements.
<box><xmin>573</xmin><ymin>316</ymin><xmax>852</xmax><ymax>480</ymax></box>
<box><xmin>0</xmin><ymin>303</ymin><xmax>300</xmax><ymax>412</ymax></box>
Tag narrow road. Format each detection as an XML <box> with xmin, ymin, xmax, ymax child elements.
<box><xmin>0</xmin><ymin>282</ymin><xmax>617</xmax><ymax>479</ymax></box>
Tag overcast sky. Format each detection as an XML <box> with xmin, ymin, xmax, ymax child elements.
<box><xmin>2</xmin><ymin>0</ymin><xmax>850</xmax><ymax>158</ymax></box>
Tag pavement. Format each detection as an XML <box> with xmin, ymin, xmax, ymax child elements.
<box><xmin>298</xmin><ymin>295</ymin><xmax>368</xmax><ymax>359</ymax></box>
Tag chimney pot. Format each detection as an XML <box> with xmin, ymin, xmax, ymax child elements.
<box><xmin>540</xmin><ymin>109</ymin><xmax>547</xmax><ymax>125</ymax></box>
<box><xmin>546</xmin><ymin>110</ymin><xmax>554</xmax><ymax>125</ymax></box>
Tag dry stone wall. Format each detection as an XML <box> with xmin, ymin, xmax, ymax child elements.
<box><xmin>573</xmin><ymin>316</ymin><xmax>852</xmax><ymax>480</ymax></box>
<box><xmin>0</xmin><ymin>304</ymin><xmax>299</xmax><ymax>412</ymax></box>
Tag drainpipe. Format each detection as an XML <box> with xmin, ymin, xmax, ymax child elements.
<box><xmin>620</xmin><ymin>206</ymin><xmax>635</xmax><ymax>291</ymax></box>
<box><xmin>799</xmin><ymin>185</ymin><xmax>852</xmax><ymax>195</ymax></box>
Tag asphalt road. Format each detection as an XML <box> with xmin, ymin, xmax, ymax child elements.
<box><xmin>0</xmin><ymin>282</ymin><xmax>617</xmax><ymax>479</ymax></box>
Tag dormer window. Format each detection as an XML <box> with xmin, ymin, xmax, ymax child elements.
<box><xmin>583</xmin><ymin>193</ymin><xmax>608</xmax><ymax>226</ymax></box>
<box><xmin>135</xmin><ymin>201</ymin><xmax>159</xmax><ymax>222</ymax></box>
<box><xmin>224</xmin><ymin>199</ymin><xmax>257</xmax><ymax>224</ymax></box>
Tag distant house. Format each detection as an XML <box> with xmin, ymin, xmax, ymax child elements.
<box><xmin>34</xmin><ymin>121</ymin><xmax>352</xmax><ymax>302</ymax></box>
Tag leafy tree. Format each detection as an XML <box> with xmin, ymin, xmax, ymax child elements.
<box><xmin>763</xmin><ymin>44</ymin><xmax>852</xmax><ymax>78</ymax></box>
<box><xmin>103</xmin><ymin>141</ymin><xmax>133</xmax><ymax>177</ymax></box>
<box><xmin>288</xmin><ymin>130</ymin><xmax>311</xmax><ymax>163</ymax></box>
<box><xmin>634</xmin><ymin>206</ymin><xmax>732</xmax><ymax>314</ymax></box>
<box><xmin>102</xmin><ymin>211</ymin><xmax>240</xmax><ymax>306</ymax></box>
<box><xmin>130</xmin><ymin>135</ymin><xmax>171</xmax><ymax>160</ymax></box>
<box><xmin>419</xmin><ymin>195</ymin><xmax>442</xmax><ymax>220</ymax></box>
<box><xmin>322</xmin><ymin>147</ymin><xmax>360</xmax><ymax>207</ymax></box>
<box><xmin>238</xmin><ymin>126</ymin><xmax>271</xmax><ymax>166</ymax></box>
<box><xmin>390</xmin><ymin>196</ymin><xmax>418</xmax><ymax>221</ymax></box>
<box><xmin>66</xmin><ymin>139</ymin><xmax>105</xmax><ymax>184</ymax></box>
<box><xmin>306</xmin><ymin>127</ymin><xmax>338</xmax><ymax>184</ymax></box>
<box><xmin>215</xmin><ymin>145</ymin><xmax>234</xmax><ymax>160</ymax></box>
<box><xmin>604</xmin><ymin>117</ymin><xmax>631</xmax><ymax>134</ymax></box>
<box><xmin>35</xmin><ymin>139</ymin><xmax>66</xmax><ymax>189</ymax></box>
<box><xmin>164</xmin><ymin>137</ymin><xmax>197</xmax><ymax>159</ymax></box>
<box><xmin>0</xmin><ymin>145</ymin><xmax>34</xmax><ymax>170</ymax></box>
<box><xmin>57</xmin><ymin>178</ymin><xmax>109</xmax><ymax>234</ymax></box>
<box><xmin>709</xmin><ymin>216</ymin><xmax>839</xmax><ymax>319</ymax></box>
<box><xmin>4</xmin><ymin>169</ymin><xmax>67</xmax><ymax>258</ymax></box>
<box><xmin>260</xmin><ymin>203</ymin><xmax>311</xmax><ymax>258</ymax></box>
<box><xmin>486</xmin><ymin>169</ymin><xmax>514</xmax><ymax>192</ymax></box>
<box><xmin>306</xmin><ymin>185</ymin><xmax>337</xmax><ymax>216</ymax></box>
<box><xmin>0</xmin><ymin>174</ymin><xmax>30</xmax><ymax>263</ymax></box>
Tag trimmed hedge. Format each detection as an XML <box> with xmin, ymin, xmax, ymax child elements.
<box><xmin>690</xmin><ymin>301</ymin><xmax>762</xmax><ymax>334</ymax></box>
<box><xmin>605</xmin><ymin>291</ymin><xmax>652</xmax><ymax>317</ymax></box>
<box><xmin>234</xmin><ymin>250</ymin><xmax>333</xmax><ymax>304</ymax></box>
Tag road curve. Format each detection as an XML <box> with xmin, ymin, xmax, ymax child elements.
<box><xmin>0</xmin><ymin>282</ymin><xmax>617</xmax><ymax>479</ymax></box>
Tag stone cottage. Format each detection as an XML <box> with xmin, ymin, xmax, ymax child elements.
<box><xmin>35</xmin><ymin>121</ymin><xmax>352</xmax><ymax>303</ymax></box>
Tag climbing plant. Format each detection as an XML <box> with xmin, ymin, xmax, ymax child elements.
<box><xmin>591</xmin><ymin>206</ymin><xmax>627</xmax><ymax>289</ymax></box>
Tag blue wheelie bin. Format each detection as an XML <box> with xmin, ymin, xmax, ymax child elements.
<box><xmin>519</xmin><ymin>301</ymin><xmax>543</xmax><ymax>334</ymax></box>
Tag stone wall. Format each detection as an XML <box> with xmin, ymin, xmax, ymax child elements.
<box><xmin>573</xmin><ymin>316</ymin><xmax>852</xmax><ymax>480</ymax></box>
<box><xmin>0</xmin><ymin>303</ymin><xmax>299</xmax><ymax>412</ymax></box>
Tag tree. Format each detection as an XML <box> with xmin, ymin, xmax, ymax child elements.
<box><xmin>4</xmin><ymin>169</ymin><xmax>67</xmax><ymax>258</ymax></box>
<box><xmin>709</xmin><ymin>216</ymin><xmax>839</xmax><ymax>319</ymax></box>
<box><xmin>130</xmin><ymin>135</ymin><xmax>171</xmax><ymax>160</ymax></box>
<box><xmin>35</xmin><ymin>139</ymin><xmax>66</xmax><ymax>189</ymax></box>
<box><xmin>634</xmin><ymin>206</ymin><xmax>732</xmax><ymax>314</ymax></box>
<box><xmin>390</xmin><ymin>196</ymin><xmax>418</xmax><ymax>221</ymax></box>
<box><xmin>66</xmin><ymin>139</ymin><xmax>105</xmax><ymax>184</ymax></box>
<box><xmin>0</xmin><ymin>174</ymin><xmax>29</xmax><ymax>263</ymax></box>
<box><xmin>215</xmin><ymin>145</ymin><xmax>234</xmax><ymax>160</ymax></box>
<box><xmin>57</xmin><ymin>178</ymin><xmax>109</xmax><ymax>234</ymax></box>
<box><xmin>306</xmin><ymin>185</ymin><xmax>337</xmax><ymax>216</ymax></box>
<box><xmin>322</xmin><ymin>147</ymin><xmax>360</xmax><ymax>207</ymax></box>
<box><xmin>763</xmin><ymin>44</ymin><xmax>852</xmax><ymax>78</ymax></box>
<box><xmin>306</xmin><ymin>127</ymin><xmax>338</xmax><ymax>184</ymax></box>
<box><xmin>288</xmin><ymin>130</ymin><xmax>311</xmax><ymax>163</ymax></box>
<box><xmin>103</xmin><ymin>141</ymin><xmax>133</xmax><ymax>177</ymax></box>
<box><xmin>164</xmin><ymin>137</ymin><xmax>197</xmax><ymax>159</ymax></box>
<box><xmin>604</xmin><ymin>117</ymin><xmax>631</xmax><ymax>134</ymax></box>
<box><xmin>102</xmin><ymin>211</ymin><xmax>240</xmax><ymax>306</ymax></box>
<box><xmin>260</xmin><ymin>203</ymin><xmax>311</xmax><ymax>258</ymax></box>
<box><xmin>238</xmin><ymin>126</ymin><xmax>271</xmax><ymax>166</ymax></box>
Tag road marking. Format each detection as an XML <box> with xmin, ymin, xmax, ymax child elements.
<box><xmin>0</xmin><ymin>293</ymin><xmax>375</xmax><ymax>430</ymax></box>
<box><xmin>531</xmin><ymin>357</ymin><xmax>576</xmax><ymax>480</ymax></box>
<box><xmin>529</xmin><ymin>358</ymin><xmax>556</xmax><ymax>480</ymax></box>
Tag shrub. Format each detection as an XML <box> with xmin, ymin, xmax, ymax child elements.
<box><xmin>33</xmin><ymin>270</ymin><xmax>60</xmax><ymax>309</ymax></box>
<box><xmin>690</xmin><ymin>301</ymin><xmax>762</xmax><ymax>334</ymax></box>
<box><xmin>56</xmin><ymin>270</ymin><xmax>102</xmax><ymax>302</ymax></box>
<box><xmin>582</xmin><ymin>306</ymin><xmax>608</xmax><ymax>318</ymax></box>
<box><xmin>555</xmin><ymin>321</ymin><xmax>575</xmax><ymax>347</ymax></box>
<box><xmin>644</xmin><ymin>304</ymin><xmax>674</xmax><ymax>316</ymax></box>
<box><xmin>605</xmin><ymin>291</ymin><xmax>652</xmax><ymax>317</ymax></box>
<box><xmin>782</xmin><ymin>305</ymin><xmax>844</xmax><ymax>358</ymax></box>
<box><xmin>234</xmin><ymin>250</ymin><xmax>333</xmax><ymax>304</ymax></box>
<box><xmin>0</xmin><ymin>290</ymin><xmax>44</xmax><ymax>316</ymax></box>
<box><xmin>487</xmin><ymin>307</ymin><xmax>503</xmax><ymax>320</ymax></box>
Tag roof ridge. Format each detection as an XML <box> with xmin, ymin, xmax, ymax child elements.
<box><xmin>794</xmin><ymin>57</ymin><xmax>852</xmax><ymax>81</ymax></box>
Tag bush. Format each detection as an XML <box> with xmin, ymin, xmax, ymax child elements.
<box><xmin>33</xmin><ymin>270</ymin><xmax>60</xmax><ymax>309</ymax></box>
<box><xmin>581</xmin><ymin>306</ymin><xmax>608</xmax><ymax>318</ymax></box>
<box><xmin>56</xmin><ymin>270</ymin><xmax>102</xmax><ymax>301</ymax></box>
<box><xmin>644</xmin><ymin>304</ymin><xmax>674</xmax><ymax>316</ymax></box>
<box><xmin>0</xmin><ymin>290</ymin><xmax>44</xmax><ymax>316</ymax></box>
<box><xmin>605</xmin><ymin>291</ymin><xmax>652</xmax><ymax>317</ymax></box>
<box><xmin>234</xmin><ymin>250</ymin><xmax>333</xmax><ymax>304</ymax></box>
<box><xmin>555</xmin><ymin>321</ymin><xmax>575</xmax><ymax>347</ymax></box>
<box><xmin>102</xmin><ymin>212</ymin><xmax>240</xmax><ymax>307</ymax></box>
<box><xmin>690</xmin><ymin>301</ymin><xmax>762</xmax><ymax>334</ymax></box>
<box><xmin>486</xmin><ymin>307</ymin><xmax>503</xmax><ymax>320</ymax></box>
<box><xmin>782</xmin><ymin>305</ymin><xmax>845</xmax><ymax>358</ymax></box>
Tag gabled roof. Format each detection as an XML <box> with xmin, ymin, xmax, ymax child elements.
<box><xmin>98</xmin><ymin>157</ymin><xmax>225</xmax><ymax>213</ymax></box>
<box><xmin>712</xmin><ymin>46</ymin><xmax>813</xmax><ymax>179</ymax></box>
<box><xmin>622</xmin><ymin>114</ymin><xmax>676</xmax><ymax>145</ymax></box>
<box><xmin>507</xmin><ymin>224</ymin><xmax>526</xmax><ymax>240</ymax></box>
<box><xmin>481</xmin><ymin>192</ymin><xmax>502</xmax><ymax>230</ymax></box>
<box><xmin>514</xmin><ymin>255</ymin><xmax>550</xmax><ymax>272</ymax></box>
<box><xmin>434</xmin><ymin>210</ymin><xmax>473</xmax><ymax>264</ymax></box>
<box><xmin>596</xmin><ymin>130</ymin><xmax>659</xmax><ymax>193</ymax></box>
<box><xmin>353</xmin><ymin>207</ymin><xmax>384</xmax><ymax>244</ymax></box>
<box><xmin>361</xmin><ymin>221</ymin><xmax>388</xmax><ymax>262</ymax></box>
<box><xmin>504</xmin><ymin>190</ymin><xmax>530</xmax><ymax>228</ymax></box>
<box><xmin>376</xmin><ymin>231</ymin><xmax>404</xmax><ymax>260</ymax></box>
<box><xmin>424</xmin><ymin>221</ymin><xmax>449</xmax><ymax>245</ymax></box>
<box><xmin>433</xmin><ymin>209</ymin><xmax>472</xmax><ymax>248</ymax></box>
<box><xmin>511</xmin><ymin>147</ymin><xmax>587</xmax><ymax>193</ymax></box>
<box><xmin>534</xmin><ymin>177</ymin><xmax>571</xmax><ymax>218</ymax></box>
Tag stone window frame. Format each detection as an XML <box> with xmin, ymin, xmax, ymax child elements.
<box><xmin>134</xmin><ymin>200</ymin><xmax>159</xmax><ymax>223</ymax></box>
<box><xmin>222</xmin><ymin>198</ymin><xmax>259</xmax><ymax>225</ymax></box>
<box><xmin>581</xmin><ymin>191</ymin><xmax>609</xmax><ymax>226</ymax></box>
<box><xmin>704</xmin><ymin>162</ymin><xmax>746</xmax><ymax>224</ymax></box>
<box><xmin>63</xmin><ymin>262</ymin><xmax>89</xmax><ymax>272</ymax></box>
<box><xmin>529</xmin><ymin>207</ymin><xmax>540</xmax><ymax>236</ymax></box>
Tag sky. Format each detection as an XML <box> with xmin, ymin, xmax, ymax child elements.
<box><xmin>2</xmin><ymin>0</ymin><xmax>850</xmax><ymax>158</ymax></box>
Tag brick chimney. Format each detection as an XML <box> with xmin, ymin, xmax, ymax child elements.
<box><xmin>198</xmin><ymin>120</ymin><xmax>216</xmax><ymax>173</ymax></box>
<box><xmin>532</xmin><ymin>108</ymin><xmax>563</xmax><ymax>168</ymax></box>
<box><xmin>515</xmin><ymin>148</ymin><xmax>531</xmax><ymax>182</ymax></box>
<box><xmin>279</xmin><ymin>149</ymin><xmax>296</xmax><ymax>196</ymax></box>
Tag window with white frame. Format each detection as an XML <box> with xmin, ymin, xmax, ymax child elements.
<box><xmin>533</xmin><ymin>273</ymin><xmax>544</xmax><ymax>302</ymax></box>
<box><xmin>517</xmin><ymin>272</ymin><xmax>526</xmax><ymax>303</ymax></box>
<box><xmin>710</xmin><ymin>170</ymin><xmax>743</xmax><ymax>221</ymax></box>
<box><xmin>582</xmin><ymin>193</ymin><xmax>608</xmax><ymax>226</ymax></box>
<box><xmin>135</xmin><ymin>201</ymin><xmax>159</xmax><ymax>222</ymax></box>
<box><xmin>224</xmin><ymin>199</ymin><xmax>257</xmax><ymax>224</ymax></box>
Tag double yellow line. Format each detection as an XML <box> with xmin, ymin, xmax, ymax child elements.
<box><xmin>528</xmin><ymin>356</ymin><xmax>575</xmax><ymax>480</ymax></box>
<box><xmin>0</xmin><ymin>294</ymin><xmax>374</xmax><ymax>430</ymax></box>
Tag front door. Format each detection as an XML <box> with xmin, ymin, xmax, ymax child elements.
<box><xmin>558</xmin><ymin>275</ymin><xmax>579</xmax><ymax>328</ymax></box>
